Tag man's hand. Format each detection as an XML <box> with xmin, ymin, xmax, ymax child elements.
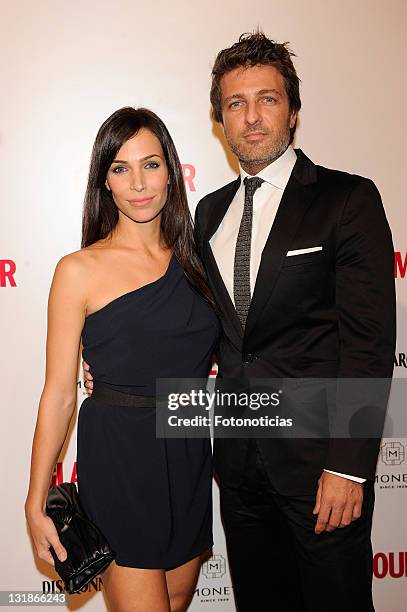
<box><xmin>313</xmin><ymin>471</ymin><xmax>363</xmax><ymax>534</ymax></box>
<box><xmin>82</xmin><ymin>360</ymin><xmax>93</xmax><ymax>395</ymax></box>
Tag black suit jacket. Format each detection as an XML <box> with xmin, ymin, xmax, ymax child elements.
<box><xmin>194</xmin><ymin>149</ymin><xmax>396</xmax><ymax>495</ymax></box>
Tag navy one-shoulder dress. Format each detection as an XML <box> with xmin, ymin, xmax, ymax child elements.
<box><xmin>76</xmin><ymin>253</ymin><xmax>220</xmax><ymax>569</ymax></box>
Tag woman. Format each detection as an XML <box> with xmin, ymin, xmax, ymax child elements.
<box><xmin>25</xmin><ymin>107</ymin><xmax>220</xmax><ymax>611</ymax></box>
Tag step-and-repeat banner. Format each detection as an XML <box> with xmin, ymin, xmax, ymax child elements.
<box><xmin>1</xmin><ymin>1</ymin><xmax>406</xmax><ymax>610</ymax></box>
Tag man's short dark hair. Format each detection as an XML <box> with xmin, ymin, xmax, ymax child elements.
<box><xmin>210</xmin><ymin>31</ymin><xmax>301</xmax><ymax>142</ymax></box>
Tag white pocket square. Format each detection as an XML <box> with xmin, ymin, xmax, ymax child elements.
<box><xmin>286</xmin><ymin>246</ymin><xmax>323</xmax><ymax>256</ymax></box>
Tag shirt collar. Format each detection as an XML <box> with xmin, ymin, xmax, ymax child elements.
<box><xmin>239</xmin><ymin>145</ymin><xmax>297</xmax><ymax>190</ymax></box>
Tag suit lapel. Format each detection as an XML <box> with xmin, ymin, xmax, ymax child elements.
<box><xmin>202</xmin><ymin>177</ymin><xmax>243</xmax><ymax>349</ymax></box>
<box><xmin>204</xmin><ymin>242</ymin><xmax>244</xmax><ymax>348</ymax></box>
<box><xmin>244</xmin><ymin>150</ymin><xmax>319</xmax><ymax>338</ymax></box>
<box><xmin>203</xmin><ymin>177</ymin><xmax>241</xmax><ymax>240</ymax></box>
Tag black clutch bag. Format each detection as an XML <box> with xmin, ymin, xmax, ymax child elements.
<box><xmin>45</xmin><ymin>482</ymin><xmax>116</xmax><ymax>594</ymax></box>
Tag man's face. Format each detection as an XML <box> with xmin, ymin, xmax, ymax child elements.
<box><xmin>220</xmin><ymin>64</ymin><xmax>297</xmax><ymax>174</ymax></box>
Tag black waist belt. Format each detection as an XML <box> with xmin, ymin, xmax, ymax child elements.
<box><xmin>91</xmin><ymin>382</ymin><xmax>156</xmax><ymax>408</ymax></box>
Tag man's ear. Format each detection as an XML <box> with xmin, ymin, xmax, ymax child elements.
<box><xmin>289</xmin><ymin>110</ymin><xmax>297</xmax><ymax>129</ymax></box>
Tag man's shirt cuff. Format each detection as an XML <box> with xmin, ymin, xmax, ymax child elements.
<box><xmin>324</xmin><ymin>469</ymin><xmax>366</xmax><ymax>483</ymax></box>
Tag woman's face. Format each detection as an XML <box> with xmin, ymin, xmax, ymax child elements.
<box><xmin>105</xmin><ymin>128</ymin><xmax>169</xmax><ymax>224</ymax></box>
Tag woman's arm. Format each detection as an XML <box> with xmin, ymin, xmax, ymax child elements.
<box><xmin>24</xmin><ymin>253</ymin><xmax>87</xmax><ymax>563</ymax></box>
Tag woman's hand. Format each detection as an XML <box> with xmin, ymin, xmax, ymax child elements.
<box><xmin>25</xmin><ymin>507</ymin><xmax>68</xmax><ymax>566</ymax></box>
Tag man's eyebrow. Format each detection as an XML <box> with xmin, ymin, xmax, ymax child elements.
<box><xmin>112</xmin><ymin>154</ymin><xmax>162</xmax><ymax>163</ymax></box>
<box><xmin>223</xmin><ymin>89</ymin><xmax>282</xmax><ymax>104</ymax></box>
<box><xmin>257</xmin><ymin>88</ymin><xmax>282</xmax><ymax>97</ymax></box>
<box><xmin>223</xmin><ymin>93</ymin><xmax>245</xmax><ymax>104</ymax></box>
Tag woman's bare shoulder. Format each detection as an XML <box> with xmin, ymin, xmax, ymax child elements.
<box><xmin>50</xmin><ymin>253</ymin><xmax>92</xmax><ymax>298</ymax></box>
<box><xmin>55</xmin><ymin>241</ymin><xmax>109</xmax><ymax>278</ymax></box>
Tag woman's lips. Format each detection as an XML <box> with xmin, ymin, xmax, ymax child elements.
<box><xmin>127</xmin><ymin>196</ymin><xmax>154</xmax><ymax>206</ymax></box>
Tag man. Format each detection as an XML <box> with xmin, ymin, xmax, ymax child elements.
<box><xmin>193</xmin><ymin>32</ymin><xmax>395</xmax><ymax>611</ymax></box>
<box><xmin>84</xmin><ymin>32</ymin><xmax>396</xmax><ymax>611</ymax></box>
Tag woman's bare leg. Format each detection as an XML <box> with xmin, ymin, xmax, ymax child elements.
<box><xmin>166</xmin><ymin>552</ymin><xmax>209</xmax><ymax>612</ymax></box>
<box><xmin>101</xmin><ymin>560</ymin><xmax>170</xmax><ymax>612</ymax></box>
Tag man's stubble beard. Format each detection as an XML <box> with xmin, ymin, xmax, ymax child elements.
<box><xmin>225</xmin><ymin>123</ymin><xmax>291</xmax><ymax>173</ymax></box>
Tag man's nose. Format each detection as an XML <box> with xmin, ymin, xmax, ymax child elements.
<box><xmin>244</xmin><ymin>100</ymin><xmax>261</xmax><ymax>126</ymax></box>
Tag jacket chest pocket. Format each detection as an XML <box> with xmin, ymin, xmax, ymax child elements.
<box><xmin>271</xmin><ymin>250</ymin><xmax>332</xmax><ymax>305</ymax></box>
<box><xmin>282</xmin><ymin>248</ymin><xmax>327</xmax><ymax>268</ymax></box>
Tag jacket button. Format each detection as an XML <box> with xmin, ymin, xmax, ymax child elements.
<box><xmin>243</xmin><ymin>353</ymin><xmax>257</xmax><ymax>364</ymax></box>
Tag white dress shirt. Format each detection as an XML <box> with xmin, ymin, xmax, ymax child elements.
<box><xmin>210</xmin><ymin>145</ymin><xmax>365</xmax><ymax>484</ymax></box>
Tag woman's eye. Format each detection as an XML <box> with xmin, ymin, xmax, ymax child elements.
<box><xmin>112</xmin><ymin>166</ymin><xmax>126</xmax><ymax>174</ymax></box>
<box><xmin>145</xmin><ymin>161</ymin><xmax>160</xmax><ymax>169</ymax></box>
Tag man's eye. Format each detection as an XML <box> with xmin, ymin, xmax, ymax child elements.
<box><xmin>229</xmin><ymin>101</ymin><xmax>242</xmax><ymax>109</ymax></box>
<box><xmin>262</xmin><ymin>96</ymin><xmax>275</xmax><ymax>103</ymax></box>
<box><xmin>112</xmin><ymin>166</ymin><xmax>126</xmax><ymax>174</ymax></box>
<box><xmin>145</xmin><ymin>162</ymin><xmax>160</xmax><ymax>169</ymax></box>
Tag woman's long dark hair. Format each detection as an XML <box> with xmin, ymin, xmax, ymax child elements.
<box><xmin>81</xmin><ymin>106</ymin><xmax>217</xmax><ymax>310</ymax></box>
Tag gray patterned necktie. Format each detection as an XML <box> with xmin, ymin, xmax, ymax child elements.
<box><xmin>233</xmin><ymin>176</ymin><xmax>264</xmax><ymax>328</ymax></box>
